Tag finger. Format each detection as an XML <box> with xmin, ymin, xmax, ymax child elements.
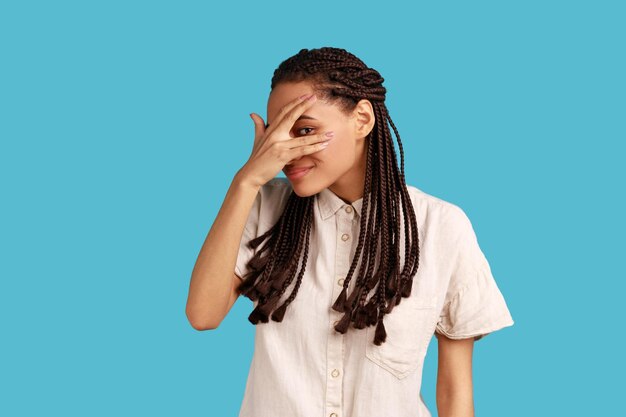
<box><xmin>268</xmin><ymin>93</ymin><xmax>316</xmax><ymax>136</ymax></box>
<box><xmin>285</xmin><ymin>138</ymin><xmax>330</xmax><ymax>161</ymax></box>
<box><xmin>284</xmin><ymin>131</ymin><xmax>332</xmax><ymax>165</ymax></box>
<box><xmin>285</xmin><ymin>131</ymin><xmax>334</xmax><ymax>149</ymax></box>
<box><xmin>277</xmin><ymin>94</ymin><xmax>318</xmax><ymax>134</ymax></box>
<box><xmin>249</xmin><ymin>113</ymin><xmax>265</xmax><ymax>144</ymax></box>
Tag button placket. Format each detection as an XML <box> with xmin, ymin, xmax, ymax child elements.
<box><xmin>325</xmin><ymin>205</ymin><xmax>354</xmax><ymax>417</ymax></box>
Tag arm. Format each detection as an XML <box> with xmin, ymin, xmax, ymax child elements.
<box><xmin>185</xmin><ymin>94</ymin><xmax>333</xmax><ymax>331</ymax></box>
<box><xmin>185</xmin><ymin>171</ymin><xmax>260</xmax><ymax>330</ymax></box>
<box><xmin>435</xmin><ymin>333</ymin><xmax>476</xmax><ymax>417</ymax></box>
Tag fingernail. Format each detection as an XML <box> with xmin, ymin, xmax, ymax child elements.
<box><xmin>307</xmin><ymin>94</ymin><xmax>317</xmax><ymax>101</ymax></box>
<box><xmin>325</xmin><ymin>131</ymin><xmax>334</xmax><ymax>137</ymax></box>
<box><xmin>299</xmin><ymin>94</ymin><xmax>312</xmax><ymax>100</ymax></box>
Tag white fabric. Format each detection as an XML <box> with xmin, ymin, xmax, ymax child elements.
<box><xmin>234</xmin><ymin>178</ymin><xmax>514</xmax><ymax>417</ymax></box>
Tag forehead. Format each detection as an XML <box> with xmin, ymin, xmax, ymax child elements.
<box><xmin>266</xmin><ymin>81</ymin><xmax>316</xmax><ymax>123</ymax></box>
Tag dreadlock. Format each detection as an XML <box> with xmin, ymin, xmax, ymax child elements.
<box><xmin>236</xmin><ymin>47</ymin><xmax>420</xmax><ymax>346</ymax></box>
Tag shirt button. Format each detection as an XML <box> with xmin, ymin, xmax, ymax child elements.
<box><xmin>330</xmin><ymin>414</ymin><xmax>338</xmax><ymax>417</ymax></box>
<box><xmin>337</xmin><ymin>278</ymin><xmax>344</xmax><ymax>286</ymax></box>
<box><xmin>341</xmin><ymin>233</ymin><xmax>349</xmax><ymax>241</ymax></box>
<box><xmin>345</xmin><ymin>206</ymin><xmax>353</xmax><ymax>213</ymax></box>
<box><xmin>331</xmin><ymin>369</ymin><xmax>340</xmax><ymax>378</ymax></box>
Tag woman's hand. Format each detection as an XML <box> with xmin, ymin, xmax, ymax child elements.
<box><xmin>237</xmin><ymin>94</ymin><xmax>334</xmax><ymax>188</ymax></box>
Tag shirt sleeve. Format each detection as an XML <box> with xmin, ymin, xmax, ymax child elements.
<box><xmin>435</xmin><ymin>205</ymin><xmax>514</xmax><ymax>341</ymax></box>
<box><xmin>234</xmin><ymin>188</ymin><xmax>262</xmax><ymax>281</ymax></box>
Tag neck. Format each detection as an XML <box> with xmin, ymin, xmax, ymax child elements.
<box><xmin>328</xmin><ymin>138</ymin><xmax>367</xmax><ymax>204</ymax></box>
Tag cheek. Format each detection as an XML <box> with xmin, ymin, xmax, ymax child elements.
<box><xmin>317</xmin><ymin>136</ymin><xmax>353</xmax><ymax>166</ymax></box>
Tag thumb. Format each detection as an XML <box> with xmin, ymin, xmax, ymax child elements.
<box><xmin>249</xmin><ymin>113</ymin><xmax>265</xmax><ymax>141</ymax></box>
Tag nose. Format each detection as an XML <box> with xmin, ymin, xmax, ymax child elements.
<box><xmin>287</xmin><ymin>154</ymin><xmax>304</xmax><ymax>165</ymax></box>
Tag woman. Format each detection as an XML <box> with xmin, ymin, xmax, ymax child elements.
<box><xmin>186</xmin><ymin>47</ymin><xmax>514</xmax><ymax>417</ymax></box>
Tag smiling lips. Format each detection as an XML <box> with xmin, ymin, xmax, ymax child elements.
<box><xmin>284</xmin><ymin>165</ymin><xmax>314</xmax><ymax>179</ymax></box>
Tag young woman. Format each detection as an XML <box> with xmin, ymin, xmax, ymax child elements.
<box><xmin>186</xmin><ymin>47</ymin><xmax>514</xmax><ymax>417</ymax></box>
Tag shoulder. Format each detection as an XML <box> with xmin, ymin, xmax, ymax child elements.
<box><xmin>405</xmin><ymin>184</ymin><xmax>474</xmax><ymax>237</ymax></box>
<box><xmin>259</xmin><ymin>177</ymin><xmax>293</xmax><ymax>201</ymax></box>
<box><xmin>254</xmin><ymin>178</ymin><xmax>293</xmax><ymax>226</ymax></box>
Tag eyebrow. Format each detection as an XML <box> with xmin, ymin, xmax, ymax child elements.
<box><xmin>265</xmin><ymin>114</ymin><xmax>317</xmax><ymax>129</ymax></box>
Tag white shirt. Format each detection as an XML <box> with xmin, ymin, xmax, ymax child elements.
<box><xmin>235</xmin><ymin>178</ymin><xmax>514</xmax><ymax>417</ymax></box>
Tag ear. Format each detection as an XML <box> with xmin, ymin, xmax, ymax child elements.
<box><xmin>351</xmin><ymin>99</ymin><xmax>375</xmax><ymax>139</ymax></box>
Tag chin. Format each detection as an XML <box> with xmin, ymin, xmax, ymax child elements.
<box><xmin>288</xmin><ymin>179</ymin><xmax>325</xmax><ymax>198</ymax></box>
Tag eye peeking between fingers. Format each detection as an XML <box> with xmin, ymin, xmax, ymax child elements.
<box><xmin>296</xmin><ymin>127</ymin><xmax>315</xmax><ymax>136</ymax></box>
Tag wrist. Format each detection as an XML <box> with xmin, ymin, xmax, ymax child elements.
<box><xmin>233</xmin><ymin>169</ymin><xmax>262</xmax><ymax>192</ymax></box>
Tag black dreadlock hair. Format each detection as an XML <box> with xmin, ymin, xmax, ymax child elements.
<box><xmin>236</xmin><ymin>47</ymin><xmax>420</xmax><ymax>346</ymax></box>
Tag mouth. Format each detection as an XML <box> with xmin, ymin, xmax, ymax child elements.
<box><xmin>284</xmin><ymin>166</ymin><xmax>315</xmax><ymax>180</ymax></box>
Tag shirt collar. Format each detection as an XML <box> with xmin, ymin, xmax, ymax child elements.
<box><xmin>316</xmin><ymin>187</ymin><xmax>363</xmax><ymax>220</ymax></box>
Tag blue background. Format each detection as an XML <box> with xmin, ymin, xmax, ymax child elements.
<box><xmin>1</xmin><ymin>0</ymin><xmax>623</xmax><ymax>415</ymax></box>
